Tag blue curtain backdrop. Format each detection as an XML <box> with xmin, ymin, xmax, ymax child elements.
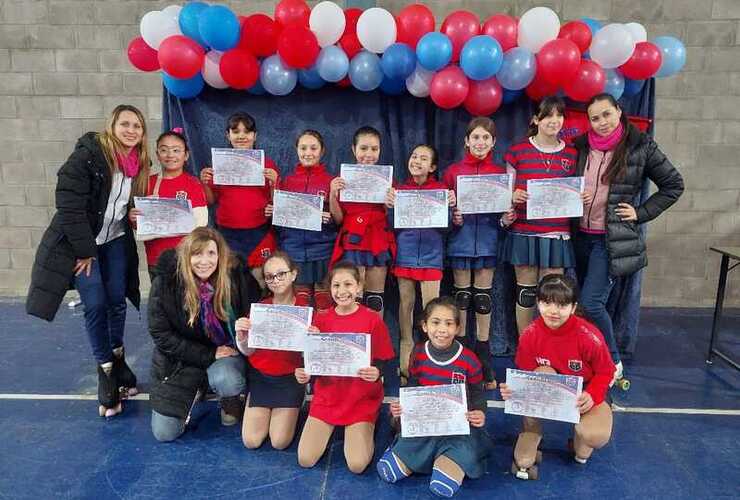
<box><xmin>162</xmin><ymin>81</ymin><xmax>655</xmax><ymax>359</ymax></box>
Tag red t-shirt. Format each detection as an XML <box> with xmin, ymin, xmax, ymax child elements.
<box><xmin>248</xmin><ymin>295</ymin><xmax>308</xmax><ymax>377</ymax></box>
<box><xmin>143</xmin><ymin>172</ymin><xmax>207</xmax><ymax>266</ymax></box>
<box><xmin>515</xmin><ymin>315</ymin><xmax>615</xmax><ymax>405</ymax></box>
<box><xmin>309</xmin><ymin>305</ymin><xmax>395</xmax><ymax>425</ymax></box>
<box><xmin>211</xmin><ymin>156</ymin><xmax>279</xmax><ymax>229</ymax></box>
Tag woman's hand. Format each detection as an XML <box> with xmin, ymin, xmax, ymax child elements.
<box><xmin>295</xmin><ymin>367</ymin><xmax>310</xmax><ymax>384</ymax></box>
<box><xmin>215</xmin><ymin>345</ymin><xmax>238</xmax><ymax>359</ymax></box>
<box><xmin>74</xmin><ymin>257</ymin><xmax>94</xmax><ymax>277</ymax></box>
<box><xmin>466</xmin><ymin>410</ymin><xmax>486</xmax><ymax>427</ymax></box>
<box><xmin>512</xmin><ymin>189</ymin><xmax>528</xmax><ymax>204</ymax></box>
<box><xmin>384</xmin><ymin>188</ymin><xmax>396</xmax><ymax>208</ymax></box>
<box><xmin>615</xmin><ymin>202</ymin><xmax>637</xmax><ymax>222</ymax></box>
<box><xmin>264</xmin><ymin>168</ymin><xmax>278</xmax><ymax>186</ymax></box>
<box><xmin>128</xmin><ymin>207</ymin><xmax>142</xmax><ymax>228</ymax></box>
<box><xmin>452</xmin><ymin>208</ymin><xmax>464</xmax><ymax>226</ymax></box>
<box><xmin>498</xmin><ymin>383</ymin><xmax>513</xmax><ymax>400</ymax></box>
<box><xmin>200</xmin><ymin>167</ymin><xmax>214</xmax><ymax>185</ymax></box>
<box><xmin>448</xmin><ymin>190</ymin><xmax>457</xmax><ymax>207</ymax></box>
<box><xmin>264</xmin><ymin>203</ymin><xmax>273</xmax><ymax>217</ymax></box>
<box><xmin>389</xmin><ymin>401</ymin><xmax>402</xmax><ymax>418</ymax></box>
<box><xmin>581</xmin><ymin>191</ymin><xmax>593</xmax><ymax>206</ymax></box>
<box><xmin>330</xmin><ymin>177</ymin><xmax>345</xmax><ymax>198</ymax></box>
<box><xmin>577</xmin><ymin>391</ymin><xmax>594</xmax><ymax>414</ymax></box>
<box><xmin>357</xmin><ymin>366</ymin><xmax>380</xmax><ymax>382</ymax></box>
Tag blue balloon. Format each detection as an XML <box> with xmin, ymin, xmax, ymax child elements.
<box><xmin>348</xmin><ymin>50</ymin><xmax>383</xmax><ymax>92</ymax></box>
<box><xmin>298</xmin><ymin>64</ymin><xmax>326</xmax><ymax>90</ymax></box>
<box><xmin>580</xmin><ymin>17</ymin><xmax>603</xmax><ymax>36</ymax></box>
<box><xmin>179</xmin><ymin>2</ymin><xmax>209</xmax><ymax>47</ymax></box>
<box><xmin>198</xmin><ymin>5</ymin><xmax>240</xmax><ymax>51</ymax></box>
<box><xmin>260</xmin><ymin>55</ymin><xmax>297</xmax><ymax>96</ymax></box>
<box><xmin>496</xmin><ymin>47</ymin><xmax>536</xmax><ymax>90</ymax></box>
<box><xmin>653</xmin><ymin>36</ymin><xmax>686</xmax><ymax>78</ymax></box>
<box><xmin>316</xmin><ymin>46</ymin><xmax>349</xmax><ymax>83</ymax></box>
<box><xmin>379</xmin><ymin>75</ymin><xmax>406</xmax><ymax>95</ymax></box>
<box><xmin>623</xmin><ymin>77</ymin><xmax>645</xmax><ymax>97</ymax></box>
<box><xmin>247</xmin><ymin>79</ymin><xmax>267</xmax><ymax>95</ymax></box>
<box><xmin>381</xmin><ymin>43</ymin><xmax>416</xmax><ymax>80</ymax></box>
<box><xmin>162</xmin><ymin>72</ymin><xmax>204</xmax><ymax>99</ymax></box>
<box><xmin>416</xmin><ymin>32</ymin><xmax>452</xmax><ymax>72</ymax></box>
<box><xmin>604</xmin><ymin>69</ymin><xmax>625</xmax><ymax>100</ymax></box>
<box><xmin>460</xmin><ymin>35</ymin><xmax>503</xmax><ymax>81</ymax></box>
<box><xmin>502</xmin><ymin>88</ymin><xmax>523</xmax><ymax>105</ymax></box>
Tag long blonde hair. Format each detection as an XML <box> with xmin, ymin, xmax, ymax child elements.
<box><xmin>177</xmin><ymin>227</ymin><xmax>234</xmax><ymax>327</ymax></box>
<box><xmin>97</xmin><ymin>104</ymin><xmax>151</xmax><ymax>197</ymax></box>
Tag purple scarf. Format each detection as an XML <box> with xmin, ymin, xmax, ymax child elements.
<box><xmin>198</xmin><ymin>281</ymin><xmax>229</xmax><ymax>346</ymax></box>
<box><xmin>588</xmin><ymin>122</ymin><xmax>624</xmax><ymax>152</ymax></box>
<box><xmin>115</xmin><ymin>148</ymin><xmax>140</xmax><ymax>178</ymax></box>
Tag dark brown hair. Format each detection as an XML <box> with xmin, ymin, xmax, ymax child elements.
<box><xmin>527</xmin><ymin>96</ymin><xmax>566</xmax><ymax>137</ymax></box>
<box><xmin>537</xmin><ymin>274</ymin><xmax>578</xmax><ymax>306</ymax></box>
<box><xmin>586</xmin><ymin>93</ymin><xmax>630</xmax><ymax>184</ymax></box>
<box><xmin>422</xmin><ymin>296</ymin><xmax>461</xmax><ymax>325</ymax></box>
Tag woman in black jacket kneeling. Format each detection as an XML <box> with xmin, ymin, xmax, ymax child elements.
<box><xmin>149</xmin><ymin>227</ymin><xmax>259</xmax><ymax>442</ymax></box>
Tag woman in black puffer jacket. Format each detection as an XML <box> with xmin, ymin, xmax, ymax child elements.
<box><xmin>149</xmin><ymin>227</ymin><xmax>259</xmax><ymax>442</ymax></box>
<box><xmin>573</xmin><ymin>93</ymin><xmax>684</xmax><ymax>381</ymax></box>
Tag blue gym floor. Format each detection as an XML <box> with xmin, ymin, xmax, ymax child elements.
<box><xmin>1</xmin><ymin>299</ymin><xmax>738</xmax><ymax>499</ymax></box>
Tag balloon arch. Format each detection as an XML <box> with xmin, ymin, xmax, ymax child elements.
<box><xmin>129</xmin><ymin>1</ymin><xmax>687</xmax><ymax>113</ymax></box>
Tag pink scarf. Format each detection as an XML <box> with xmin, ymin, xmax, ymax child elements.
<box><xmin>588</xmin><ymin>122</ymin><xmax>624</xmax><ymax>152</ymax></box>
<box><xmin>116</xmin><ymin>148</ymin><xmax>140</xmax><ymax>178</ymax></box>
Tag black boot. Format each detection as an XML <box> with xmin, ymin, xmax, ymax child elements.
<box><xmin>219</xmin><ymin>395</ymin><xmax>245</xmax><ymax>426</ymax></box>
<box><xmin>475</xmin><ymin>340</ymin><xmax>496</xmax><ymax>387</ymax></box>
<box><xmin>97</xmin><ymin>363</ymin><xmax>120</xmax><ymax>415</ymax></box>
<box><xmin>112</xmin><ymin>347</ymin><xmax>138</xmax><ymax>397</ymax></box>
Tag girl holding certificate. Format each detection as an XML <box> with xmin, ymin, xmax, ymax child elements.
<box><xmin>235</xmin><ymin>252</ymin><xmax>310</xmax><ymax>450</ymax></box>
<box><xmin>377</xmin><ymin>297</ymin><xmax>489</xmax><ymax>497</ymax></box>
<box><xmin>443</xmin><ymin>117</ymin><xmax>512</xmax><ymax>388</ymax></box>
<box><xmin>199</xmin><ymin>112</ymin><xmax>280</xmax><ymax>289</ymax></box>
<box><xmin>501</xmin><ymin>97</ymin><xmax>582</xmax><ymax>336</ymax></box>
<box><xmin>329</xmin><ymin>126</ymin><xmax>395</xmax><ymax>316</ymax></box>
<box><xmin>267</xmin><ymin>130</ymin><xmax>337</xmax><ymax>311</ymax></box>
<box><xmin>27</xmin><ymin>104</ymin><xmax>150</xmax><ymax>418</ymax></box>
<box><xmin>295</xmin><ymin>261</ymin><xmax>395</xmax><ymax>474</ymax></box>
<box><xmin>499</xmin><ymin>274</ymin><xmax>615</xmax><ymax>479</ymax></box>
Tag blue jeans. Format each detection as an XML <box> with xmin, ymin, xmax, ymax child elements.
<box><xmin>574</xmin><ymin>232</ymin><xmax>620</xmax><ymax>363</ymax></box>
<box><xmin>74</xmin><ymin>236</ymin><xmax>128</xmax><ymax>364</ymax></box>
<box><xmin>151</xmin><ymin>355</ymin><xmax>248</xmax><ymax>442</ymax></box>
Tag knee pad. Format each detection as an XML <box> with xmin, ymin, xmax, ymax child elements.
<box><xmin>516</xmin><ymin>284</ymin><xmax>537</xmax><ymax>309</ymax></box>
<box><xmin>453</xmin><ymin>287</ymin><xmax>472</xmax><ymax>311</ymax></box>
<box><xmin>473</xmin><ymin>288</ymin><xmax>492</xmax><ymax>315</ymax></box>
<box><xmin>364</xmin><ymin>291</ymin><xmax>384</xmax><ymax>312</ymax></box>
<box><xmin>313</xmin><ymin>290</ymin><xmax>333</xmax><ymax>311</ymax></box>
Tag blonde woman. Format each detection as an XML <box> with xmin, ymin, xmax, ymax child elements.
<box><xmin>27</xmin><ymin>104</ymin><xmax>151</xmax><ymax>417</ymax></box>
<box><xmin>148</xmin><ymin>227</ymin><xmax>259</xmax><ymax>442</ymax></box>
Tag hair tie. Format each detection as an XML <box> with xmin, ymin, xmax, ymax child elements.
<box><xmin>172</xmin><ymin>127</ymin><xmax>184</xmax><ymax>134</ymax></box>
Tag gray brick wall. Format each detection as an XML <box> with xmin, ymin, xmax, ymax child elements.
<box><xmin>0</xmin><ymin>0</ymin><xmax>737</xmax><ymax>307</ymax></box>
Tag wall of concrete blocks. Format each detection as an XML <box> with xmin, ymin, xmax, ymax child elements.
<box><xmin>0</xmin><ymin>0</ymin><xmax>738</xmax><ymax>307</ymax></box>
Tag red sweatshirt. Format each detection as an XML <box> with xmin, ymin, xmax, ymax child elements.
<box><xmin>515</xmin><ymin>315</ymin><xmax>615</xmax><ymax>405</ymax></box>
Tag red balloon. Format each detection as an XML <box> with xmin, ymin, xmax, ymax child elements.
<box><xmin>220</xmin><ymin>49</ymin><xmax>260</xmax><ymax>89</ymax></box>
<box><xmin>158</xmin><ymin>35</ymin><xmax>204</xmax><ymax>79</ymax></box>
<box><xmin>564</xmin><ymin>59</ymin><xmax>606</xmax><ymax>102</ymax></box>
<box><xmin>464</xmin><ymin>77</ymin><xmax>503</xmax><ymax>116</ymax></box>
<box><xmin>619</xmin><ymin>41</ymin><xmax>662</xmax><ymax>80</ymax></box>
<box><xmin>526</xmin><ymin>72</ymin><xmax>559</xmax><ymax>101</ymax></box>
<box><xmin>430</xmin><ymin>65</ymin><xmax>469</xmax><ymax>109</ymax></box>
<box><xmin>339</xmin><ymin>8</ymin><xmax>363</xmax><ymax>59</ymax></box>
<box><xmin>127</xmin><ymin>36</ymin><xmax>160</xmax><ymax>72</ymax></box>
<box><xmin>239</xmin><ymin>13</ymin><xmax>281</xmax><ymax>57</ymax></box>
<box><xmin>536</xmin><ymin>39</ymin><xmax>581</xmax><ymax>86</ymax></box>
<box><xmin>274</xmin><ymin>0</ymin><xmax>310</xmax><ymax>28</ymax></box>
<box><xmin>482</xmin><ymin>14</ymin><xmax>518</xmax><ymax>52</ymax></box>
<box><xmin>396</xmin><ymin>4</ymin><xmax>435</xmax><ymax>49</ymax></box>
<box><xmin>558</xmin><ymin>21</ymin><xmax>592</xmax><ymax>54</ymax></box>
<box><xmin>277</xmin><ymin>24</ymin><xmax>319</xmax><ymax>69</ymax></box>
<box><xmin>441</xmin><ymin>10</ymin><xmax>480</xmax><ymax>62</ymax></box>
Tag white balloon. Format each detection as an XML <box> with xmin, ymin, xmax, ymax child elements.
<box><xmin>140</xmin><ymin>10</ymin><xmax>181</xmax><ymax>50</ymax></box>
<box><xmin>623</xmin><ymin>22</ymin><xmax>647</xmax><ymax>43</ymax></box>
<box><xmin>161</xmin><ymin>5</ymin><xmax>182</xmax><ymax>23</ymax></box>
<box><xmin>590</xmin><ymin>23</ymin><xmax>636</xmax><ymax>69</ymax></box>
<box><xmin>202</xmin><ymin>50</ymin><xmax>228</xmax><ymax>89</ymax></box>
<box><xmin>517</xmin><ymin>7</ymin><xmax>560</xmax><ymax>53</ymax></box>
<box><xmin>405</xmin><ymin>63</ymin><xmax>434</xmax><ymax>98</ymax></box>
<box><xmin>357</xmin><ymin>7</ymin><xmax>396</xmax><ymax>54</ymax></box>
<box><xmin>310</xmin><ymin>1</ymin><xmax>346</xmax><ymax>48</ymax></box>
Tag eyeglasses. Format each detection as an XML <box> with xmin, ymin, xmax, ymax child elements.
<box><xmin>264</xmin><ymin>270</ymin><xmax>291</xmax><ymax>283</ymax></box>
<box><xmin>157</xmin><ymin>147</ymin><xmax>184</xmax><ymax>155</ymax></box>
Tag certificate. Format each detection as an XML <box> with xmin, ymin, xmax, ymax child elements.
<box><xmin>272</xmin><ymin>190</ymin><xmax>323</xmax><ymax>232</ymax></box>
<box><xmin>456</xmin><ymin>174</ymin><xmax>512</xmax><ymax>214</ymax></box>
<box><xmin>133</xmin><ymin>197</ymin><xmax>194</xmax><ymax>240</ymax></box>
<box><xmin>339</xmin><ymin>164</ymin><xmax>393</xmax><ymax>204</ymax></box>
<box><xmin>247</xmin><ymin>304</ymin><xmax>313</xmax><ymax>352</ymax></box>
<box><xmin>526</xmin><ymin>177</ymin><xmax>584</xmax><ymax>219</ymax></box>
<box><xmin>399</xmin><ymin>383</ymin><xmax>470</xmax><ymax>438</ymax></box>
<box><xmin>211</xmin><ymin>148</ymin><xmax>265</xmax><ymax>186</ymax></box>
<box><xmin>304</xmin><ymin>333</ymin><xmax>371</xmax><ymax>378</ymax></box>
<box><xmin>394</xmin><ymin>189</ymin><xmax>448</xmax><ymax>229</ymax></box>
<box><xmin>503</xmin><ymin>368</ymin><xmax>583</xmax><ymax>424</ymax></box>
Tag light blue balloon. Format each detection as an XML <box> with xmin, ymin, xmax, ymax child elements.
<box><xmin>502</xmin><ymin>88</ymin><xmax>522</xmax><ymax>105</ymax></box>
<box><xmin>653</xmin><ymin>36</ymin><xmax>686</xmax><ymax>77</ymax></box>
<box><xmin>316</xmin><ymin>46</ymin><xmax>349</xmax><ymax>83</ymax></box>
<box><xmin>247</xmin><ymin>79</ymin><xmax>266</xmax><ymax>95</ymax></box>
<box><xmin>198</xmin><ymin>5</ymin><xmax>240</xmax><ymax>51</ymax></box>
<box><xmin>260</xmin><ymin>55</ymin><xmax>297</xmax><ymax>96</ymax></box>
<box><xmin>416</xmin><ymin>32</ymin><xmax>452</xmax><ymax>72</ymax></box>
<box><xmin>580</xmin><ymin>17</ymin><xmax>603</xmax><ymax>36</ymax></box>
<box><xmin>381</xmin><ymin>43</ymin><xmax>416</xmax><ymax>80</ymax></box>
<box><xmin>604</xmin><ymin>69</ymin><xmax>625</xmax><ymax>100</ymax></box>
<box><xmin>460</xmin><ymin>35</ymin><xmax>503</xmax><ymax>81</ymax></box>
<box><xmin>298</xmin><ymin>64</ymin><xmax>326</xmax><ymax>90</ymax></box>
<box><xmin>496</xmin><ymin>47</ymin><xmax>536</xmax><ymax>90</ymax></box>
<box><xmin>623</xmin><ymin>77</ymin><xmax>645</xmax><ymax>97</ymax></box>
<box><xmin>349</xmin><ymin>50</ymin><xmax>383</xmax><ymax>92</ymax></box>
<box><xmin>162</xmin><ymin>72</ymin><xmax>204</xmax><ymax>99</ymax></box>
<box><xmin>379</xmin><ymin>75</ymin><xmax>406</xmax><ymax>95</ymax></box>
<box><xmin>179</xmin><ymin>2</ymin><xmax>209</xmax><ymax>47</ymax></box>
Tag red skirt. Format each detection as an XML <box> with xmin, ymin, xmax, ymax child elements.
<box><xmin>392</xmin><ymin>266</ymin><xmax>443</xmax><ymax>281</ymax></box>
